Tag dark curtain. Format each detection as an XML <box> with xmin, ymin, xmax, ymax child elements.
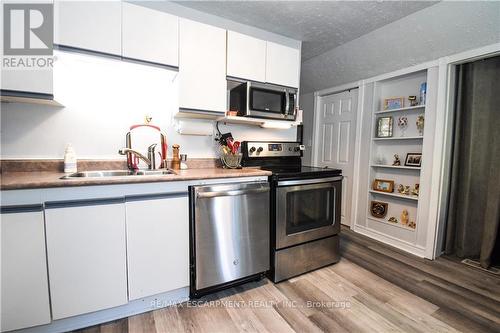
<box><xmin>445</xmin><ymin>55</ymin><xmax>500</xmax><ymax>268</ymax></box>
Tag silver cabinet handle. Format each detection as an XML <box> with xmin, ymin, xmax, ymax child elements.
<box><xmin>196</xmin><ymin>187</ymin><xmax>269</xmax><ymax>199</ymax></box>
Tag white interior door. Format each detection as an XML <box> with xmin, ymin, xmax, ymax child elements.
<box><xmin>314</xmin><ymin>89</ymin><xmax>358</xmax><ymax>226</ymax></box>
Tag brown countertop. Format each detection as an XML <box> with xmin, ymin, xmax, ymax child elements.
<box><xmin>0</xmin><ymin>168</ymin><xmax>272</xmax><ymax>191</ymax></box>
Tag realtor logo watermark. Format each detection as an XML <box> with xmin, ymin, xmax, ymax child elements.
<box><xmin>2</xmin><ymin>3</ymin><xmax>54</xmax><ymax>70</ymax></box>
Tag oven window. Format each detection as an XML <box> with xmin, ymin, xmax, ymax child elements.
<box><xmin>286</xmin><ymin>188</ymin><xmax>334</xmax><ymax>235</ymax></box>
<box><xmin>250</xmin><ymin>88</ymin><xmax>285</xmax><ymax>113</ymax></box>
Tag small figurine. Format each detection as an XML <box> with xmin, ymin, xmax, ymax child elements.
<box><xmin>408</xmin><ymin>221</ymin><xmax>416</xmax><ymax>229</ymax></box>
<box><xmin>403</xmin><ymin>185</ymin><xmax>411</xmax><ymax>195</ymax></box>
<box><xmin>416</xmin><ymin>115</ymin><xmax>425</xmax><ymax>136</ymax></box>
<box><xmin>388</xmin><ymin>216</ymin><xmax>398</xmax><ymax>223</ymax></box>
<box><xmin>397</xmin><ymin>184</ymin><xmax>405</xmax><ymax>194</ymax></box>
<box><xmin>392</xmin><ymin>154</ymin><xmax>401</xmax><ymax>166</ymax></box>
<box><xmin>412</xmin><ymin>184</ymin><xmax>420</xmax><ymax>196</ymax></box>
<box><xmin>408</xmin><ymin>96</ymin><xmax>418</xmax><ymax>107</ymax></box>
<box><xmin>401</xmin><ymin>209</ymin><xmax>409</xmax><ymax>225</ymax></box>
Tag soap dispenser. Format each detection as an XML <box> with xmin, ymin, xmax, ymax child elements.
<box><xmin>64</xmin><ymin>144</ymin><xmax>77</xmax><ymax>173</ymax></box>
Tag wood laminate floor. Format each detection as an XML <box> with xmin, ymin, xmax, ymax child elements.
<box><xmin>76</xmin><ymin>228</ymin><xmax>500</xmax><ymax>333</ymax></box>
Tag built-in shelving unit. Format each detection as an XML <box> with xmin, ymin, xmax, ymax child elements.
<box><xmin>354</xmin><ymin>67</ymin><xmax>438</xmax><ymax>258</ymax></box>
<box><xmin>369</xmin><ymin>190</ymin><xmax>419</xmax><ymax>201</ymax></box>
<box><xmin>373</xmin><ymin>136</ymin><xmax>423</xmax><ymax>141</ymax></box>
<box><xmin>374</xmin><ymin>104</ymin><xmax>425</xmax><ymax>114</ymax></box>
<box><xmin>371</xmin><ymin>164</ymin><xmax>421</xmax><ymax>170</ymax></box>
<box><xmin>367</xmin><ymin>216</ymin><xmax>416</xmax><ymax>231</ymax></box>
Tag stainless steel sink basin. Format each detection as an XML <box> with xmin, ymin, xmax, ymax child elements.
<box><xmin>61</xmin><ymin>169</ymin><xmax>175</xmax><ymax>179</ymax></box>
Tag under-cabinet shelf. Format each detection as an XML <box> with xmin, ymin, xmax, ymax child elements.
<box><xmin>369</xmin><ymin>190</ymin><xmax>419</xmax><ymax>201</ymax></box>
<box><xmin>371</xmin><ymin>164</ymin><xmax>421</xmax><ymax>171</ymax></box>
<box><xmin>375</xmin><ymin>105</ymin><xmax>425</xmax><ymax>114</ymax></box>
<box><xmin>216</xmin><ymin>115</ymin><xmax>302</xmax><ymax>129</ymax></box>
<box><xmin>367</xmin><ymin>217</ymin><xmax>416</xmax><ymax>232</ymax></box>
<box><xmin>373</xmin><ymin>136</ymin><xmax>423</xmax><ymax>141</ymax></box>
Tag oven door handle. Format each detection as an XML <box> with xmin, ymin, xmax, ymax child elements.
<box><xmin>277</xmin><ymin>176</ymin><xmax>343</xmax><ymax>187</ymax></box>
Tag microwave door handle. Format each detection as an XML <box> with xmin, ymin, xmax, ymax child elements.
<box><xmin>285</xmin><ymin>90</ymin><xmax>290</xmax><ymax>114</ymax></box>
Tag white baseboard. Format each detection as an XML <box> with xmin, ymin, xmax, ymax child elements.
<box><xmin>352</xmin><ymin>224</ymin><xmax>427</xmax><ymax>258</ymax></box>
<box><xmin>17</xmin><ymin>287</ymin><xmax>189</xmax><ymax>333</ymax></box>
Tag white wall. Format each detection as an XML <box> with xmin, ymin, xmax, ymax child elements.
<box><xmin>0</xmin><ymin>51</ymin><xmax>296</xmax><ymax>159</ymax></box>
<box><xmin>300</xmin><ymin>1</ymin><xmax>500</xmax><ymax>93</ymax></box>
<box><xmin>299</xmin><ymin>92</ymin><xmax>314</xmax><ymax>165</ymax></box>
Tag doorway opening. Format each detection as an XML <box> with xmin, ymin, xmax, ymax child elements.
<box><xmin>441</xmin><ymin>55</ymin><xmax>500</xmax><ymax>271</ymax></box>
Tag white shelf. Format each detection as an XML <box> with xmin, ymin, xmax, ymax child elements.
<box><xmin>216</xmin><ymin>115</ymin><xmax>302</xmax><ymax>129</ymax></box>
<box><xmin>367</xmin><ymin>217</ymin><xmax>416</xmax><ymax>232</ymax></box>
<box><xmin>373</xmin><ymin>136</ymin><xmax>423</xmax><ymax>141</ymax></box>
<box><xmin>369</xmin><ymin>190</ymin><xmax>419</xmax><ymax>202</ymax></box>
<box><xmin>375</xmin><ymin>105</ymin><xmax>425</xmax><ymax>114</ymax></box>
<box><xmin>371</xmin><ymin>164</ymin><xmax>421</xmax><ymax>170</ymax></box>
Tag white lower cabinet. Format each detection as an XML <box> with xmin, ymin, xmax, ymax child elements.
<box><xmin>1</xmin><ymin>208</ymin><xmax>51</xmax><ymax>332</ymax></box>
<box><xmin>126</xmin><ymin>194</ymin><xmax>190</xmax><ymax>300</ymax></box>
<box><xmin>44</xmin><ymin>199</ymin><xmax>128</xmax><ymax>320</ymax></box>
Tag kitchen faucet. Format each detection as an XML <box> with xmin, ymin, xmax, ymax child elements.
<box><xmin>119</xmin><ymin>143</ymin><xmax>157</xmax><ymax>170</ymax></box>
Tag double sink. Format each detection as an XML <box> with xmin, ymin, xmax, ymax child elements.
<box><xmin>60</xmin><ymin>169</ymin><xmax>175</xmax><ymax>179</ymax></box>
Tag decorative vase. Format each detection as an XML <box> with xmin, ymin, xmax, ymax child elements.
<box><xmin>398</xmin><ymin>116</ymin><xmax>408</xmax><ymax>137</ymax></box>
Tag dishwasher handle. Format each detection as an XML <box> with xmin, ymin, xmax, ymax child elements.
<box><xmin>196</xmin><ymin>186</ymin><xmax>269</xmax><ymax>199</ymax></box>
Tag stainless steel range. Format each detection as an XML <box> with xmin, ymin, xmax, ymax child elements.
<box><xmin>241</xmin><ymin>141</ymin><xmax>342</xmax><ymax>282</ymax></box>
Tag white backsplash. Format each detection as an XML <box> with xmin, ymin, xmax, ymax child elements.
<box><xmin>0</xmin><ymin>51</ymin><xmax>296</xmax><ymax>160</ymax></box>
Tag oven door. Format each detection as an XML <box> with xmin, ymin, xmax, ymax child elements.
<box><xmin>275</xmin><ymin>177</ymin><xmax>342</xmax><ymax>249</ymax></box>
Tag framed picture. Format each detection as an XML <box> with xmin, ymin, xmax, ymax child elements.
<box><xmin>370</xmin><ymin>201</ymin><xmax>388</xmax><ymax>218</ymax></box>
<box><xmin>405</xmin><ymin>153</ymin><xmax>422</xmax><ymax>167</ymax></box>
<box><xmin>372</xmin><ymin>179</ymin><xmax>395</xmax><ymax>193</ymax></box>
<box><xmin>384</xmin><ymin>97</ymin><xmax>404</xmax><ymax>110</ymax></box>
<box><xmin>376</xmin><ymin>116</ymin><xmax>393</xmax><ymax>138</ymax></box>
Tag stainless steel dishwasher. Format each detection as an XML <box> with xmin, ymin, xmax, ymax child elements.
<box><xmin>189</xmin><ymin>181</ymin><xmax>270</xmax><ymax>298</ymax></box>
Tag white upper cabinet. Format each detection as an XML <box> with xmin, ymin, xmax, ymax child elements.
<box><xmin>45</xmin><ymin>200</ymin><xmax>128</xmax><ymax>320</ymax></box>
<box><xmin>266</xmin><ymin>41</ymin><xmax>300</xmax><ymax>88</ymax></box>
<box><xmin>1</xmin><ymin>69</ymin><xmax>53</xmax><ymax>95</ymax></box>
<box><xmin>54</xmin><ymin>1</ymin><xmax>122</xmax><ymax>55</ymax></box>
<box><xmin>179</xmin><ymin>18</ymin><xmax>227</xmax><ymax>113</ymax></box>
<box><xmin>122</xmin><ymin>3</ymin><xmax>179</xmax><ymax>67</ymax></box>
<box><xmin>126</xmin><ymin>195</ymin><xmax>189</xmax><ymax>300</ymax></box>
<box><xmin>227</xmin><ymin>31</ymin><xmax>266</xmax><ymax>82</ymax></box>
<box><xmin>1</xmin><ymin>209</ymin><xmax>51</xmax><ymax>332</ymax></box>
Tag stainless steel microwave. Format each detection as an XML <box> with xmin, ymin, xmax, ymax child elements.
<box><xmin>229</xmin><ymin>82</ymin><xmax>298</xmax><ymax>121</ymax></box>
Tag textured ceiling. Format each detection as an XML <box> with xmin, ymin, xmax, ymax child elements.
<box><xmin>174</xmin><ymin>1</ymin><xmax>438</xmax><ymax>61</ymax></box>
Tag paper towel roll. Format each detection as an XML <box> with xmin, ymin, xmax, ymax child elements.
<box><xmin>176</xmin><ymin>120</ymin><xmax>214</xmax><ymax>136</ymax></box>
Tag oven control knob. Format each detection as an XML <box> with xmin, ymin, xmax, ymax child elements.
<box><xmin>257</xmin><ymin>147</ymin><xmax>264</xmax><ymax>153</ymax></box>
<box><xmin>293</xmin><ymin>147</ymin><xmax>300</xmax><ymax>152</ymax></box>
<box><xmin>249</xmin><ymin>147</ymin><xmax>256</xmax><ymax>154</ymax></box>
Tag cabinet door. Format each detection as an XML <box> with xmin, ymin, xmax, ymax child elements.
<box><xmin>126</xmin><ymin>195</ymin><xmax>189</xmax><ymax>300</ymax></box>
<box><xmin>54</xmin><ymin>0</ymin><xmax>121</xmax><ymax>55</ymax></box>
<box><xmin>122</xmin><ymin>3</ymin><xmax>179</xmax><ymax>67</ymax></box>
<box><xmin>179</xmin><ymin>18</ymin><xmax>227</xmax><ymax>113</ymax></box>
<box><xmin>45</xmin><ymin>200</ymin><xmax>127</xmax><ymax>320</ymax></box>
<box><xmin>1</xmin><ymin>69</ymin><xmax>53</xmax><ymax>95</ymax></box>
<box><xmin>265</xmin><ymin>41</ymin><xmax>300</xmax><ymax>88</ymax></box>
<box><xmin>227</xmin><ymin>31</ymin><xmax>266</xmax><ymax>82</ymax></box>
<box><xmin>1</xmin><ymin>208</ymin><xmax>51</xmax><ymax>332</ymax></box>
